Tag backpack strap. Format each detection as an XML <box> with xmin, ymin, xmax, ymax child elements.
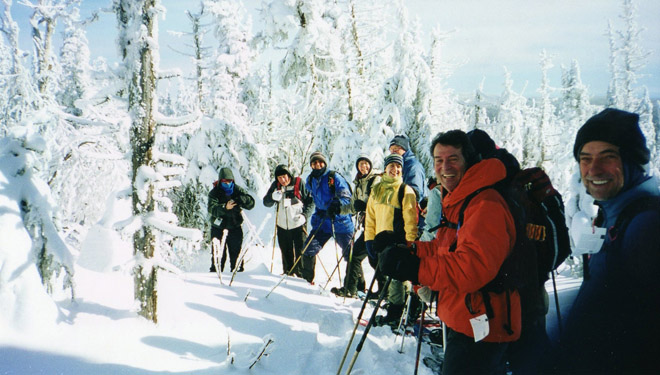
<box><xmin>608</xmin><ymin>195</ymin><xmax>660</xmax><ymax>242</ymax></box>
<box><xmin>392</xmin><ymin>182</ymin><xmax>409</xmax><ymax>243</ymax></box>
<box><xmin>293</xmin><ymin>177</ymin><xmax>302</xmax><ymax>200</ymax></box>
<box><xmin>445</xmin><ymin>185</ymin><xmax>495</xmax><ymax>252</ymax></box>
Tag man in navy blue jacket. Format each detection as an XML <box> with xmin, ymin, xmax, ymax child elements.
<box><xmin>302</xmin><ymin>151</ymin><xmax>354</xmax><ymax>284</ymax></box>
<box><xmin>551</xmin><ymin>108</ymin><xmax>660</xmax><ymax>374</ymax></box>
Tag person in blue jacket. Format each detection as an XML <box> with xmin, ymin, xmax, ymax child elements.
<box><xmin>389</xmin><ymin>134</ymin><xmax>428</xmax><ymax>205</ymax></box>
<box><xmin>302</xmin><ymin>151</ymin><xmax>355</xmax><ymax>284</ymax></box>
<box><xmin>549</xmin><ymin>108</ymin><xmax>660</xmax><ymax>374</ymax></box>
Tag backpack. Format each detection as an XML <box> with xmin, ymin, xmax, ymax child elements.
<box><xmin>328</xmin><ymin>170</ymin><xmax>353</xmax><ymax>195</ymax></box>
<box><xmin>440</xmin><ymin>165</ymin><xmax>570</xmax><ymax>335</ymax></box>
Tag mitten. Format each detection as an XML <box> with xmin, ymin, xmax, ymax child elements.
<box><xmin>373</xmin><ymin>230</ymin><xmax>404</xmax><ymax>256</ymax></box>
<box><xmin>379</xmin><ymin>244</ymin><xmax>420</xmax><ymax>284</ymax></box>
<box><xmin>271</xmin><ymin>190</ymin><xmax>283</xmax><ymax>202</ymax></box>
<box><xmin>327</xmin><ymin>200</ymin><xmax>342</xmax><ymax>217</ymax></box>
<box><xmin>353</xmin><ymin>199</ymin><xmax>367</xmax><ymax>212</ymax></box>
<box><xmin>519</xmin><ymin>167</ymin><xmax>558</xmax><ymax>203</ymax></box>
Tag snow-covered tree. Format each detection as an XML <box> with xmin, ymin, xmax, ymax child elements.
<box><xmin>493</xmin><ymin>68</ymin><xmax>529</xmax><ymax>162</ymax></box>
<box><xmin>115</xmin><ymin>0</ymin><xmax>202</xmax><ymax>323</ymax></box>
<box><xmin>57</xmin><ymin>7</ymin><xmax>90</xmax><ymax>115</ymax></box>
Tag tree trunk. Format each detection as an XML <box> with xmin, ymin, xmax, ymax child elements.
<box><xmin>118</xmin><ymin>0</ymin><xmax>159</xmax><ymax>323</ymax></box>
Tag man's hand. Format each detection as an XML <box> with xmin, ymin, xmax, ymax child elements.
<box><xmin>353</xmin><ymin>199</ymin><xmax>367</xmax><ymax>212</ymax></box>
<box><xmin>327</xmin><ymin>200</ymin><xmax>341</xmax><ymax>217</ymax></box>
<box><xmin>379</xmin><ymin>244</ymin><xmax>420</xmax><ymax>284</ymax></box>
<box><xmin>226</xmin><ymin>200</ymin><xmax>237</xmax><ymax>210</ymax></box>
<box><xmin>372</xmin><ymin>230</ymin><xmax>401</xmax><ymax>255</ymax></box>
<box><xmin>518</xmin><ymin>167</ymin><xmax>558</xmax><ymax>203</ymax></box>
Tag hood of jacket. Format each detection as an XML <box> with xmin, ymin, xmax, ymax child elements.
<box><xmin>218</xmin><ymin>167</ymin><xmax>235</xmax><ymax>181</ymax></box>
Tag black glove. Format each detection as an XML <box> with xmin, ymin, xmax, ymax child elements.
<box><xmin>379</xmin><ymin>244</ymin><xmax>420</xmax><ymax>284</ymax></box>
<box><xmin>517</xmin><ymin>167</ymin><xmax>558</xmax><ymax>203</ymax></box>
<box><xmin>353</xmin><ymin>199</ymin><xmax>367</xmax><ymax>212</ymax></box>
<box><xmin>372</xmin><ymin>230</ymin><xmax>402</xmax><ymax>256</ymax></box>
<box><xmin>327</xmin><ymin>200</ymin><xmax>342</xmax><ymax>217</ymax></box>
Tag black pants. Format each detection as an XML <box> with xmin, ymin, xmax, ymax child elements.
<box><xmin>443</xmin><ymin>327</ymin><xmax>509</xmax><ymax>375</ymax></box>
<box><xmin>343</xmin><ymin>232</ymin><xmax>367</xmax><ymax>293</ymax></box>
<box><xmin>277</xmin><ymin>225</ymin><xmax>306</xmax><ymax>276</ymax></box>
<box><xmin>211</xmin><ymin>226</ymin><xmax>244</xmax><ymax>272</ymax></box>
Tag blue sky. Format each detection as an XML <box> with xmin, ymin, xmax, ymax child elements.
<box><xmin>9</xmin><ymin>0</ymin><xmax>660</xmax><ymax>99</ymax></box>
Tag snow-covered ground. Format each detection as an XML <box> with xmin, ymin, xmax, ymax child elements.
<box><xmin>0</xmin><ymin>233</ymin><xmax>581</xmax><ymax>375</ymax></box>
<box><xmin>0</xmin><ymin>143</ymin><xmax>582</xmax><ymax>375</ymax></box>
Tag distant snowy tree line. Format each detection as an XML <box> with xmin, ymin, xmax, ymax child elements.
<box><xmin>0</xmin><ymin>0</ymin><xmax>657</xmax><ymax>321</ymax></box>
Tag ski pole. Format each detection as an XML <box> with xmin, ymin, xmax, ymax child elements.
<box><xmin>344</xmin><ymin>277</ymin><xmax>393</xmax><ymax>375</ymax></box>
<box><xmin>414</xmin><ymin>302</ymin><xmax>427</xmax><ymax>375</ymax></box>
<box><xmin>323</xmin><ymin>254</ymin><xmax>346</xmax><ymax>291</ymax></box>
<box><xmin>270</xmin><ymin>200</ymin><xmax>280</xmax><ymax>273</ymax></box>
<box><xmin>335</xmin><ymin>270</ymin><xmax>381</xmax><ymax>375</ymax></box>
<box><xmin>265</xmin><ymin>220</ymin><xmax>325</xmax><ymax>298</ymax></box>
<box><xmin>397</xmin><ymin>291</ymin><xmax>413</xmax><ymax>353</ymax></box>
<box><xmin>331</xmin><ymin>221</ymin><xmax>342</xmax><ymax>286</ymax></box>
<box><xmin>552</xmin><ymin>270</ymin><xmax>562</xmax><ymax>337</ymax></box>
<box><xmin>212</xmin><ymin>230</ymin><xmax>228</xmax><ymax>284</ymax></box>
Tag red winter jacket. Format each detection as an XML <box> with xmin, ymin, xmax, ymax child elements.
<box><xmin>415</xmin><ymin>158</ymin><xmax>521</xmax><ymax>342</ymax></box>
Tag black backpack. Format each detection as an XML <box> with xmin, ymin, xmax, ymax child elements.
<box><xmin>439</xmin><ymin>165</ymin><xmax>570</xmax><ymax>335</ymax></box>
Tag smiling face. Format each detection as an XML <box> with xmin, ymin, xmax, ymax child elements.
<box><xmin>579</xmin><ymin>140</ymin><xmax>624</xmax><ymax>201</ymax></box>
<box><xmin>433</xmin><ymin>143</ymin><xmax>467</xmax><ymax>192</ymax></box>
<box><xmin>385</xmin><ymin>162</ymin><xmax>402</xmax><ymax>178</ymax></box>
<box><xmin>310</xmin><ymin>160</ymin><xmax>325</xmax><ymax>170</ymax></box>
<box><xmin>389</xmin><ymin>145</ymin><xmax>406</xmax><ymax>156</ymax></box>
<box><xmin>357</xmin><ymin>160</ymin><xmax>371</xmax><ymax>175</ymax></box>
<box><xmin>277</xmin><ymin>174</ymin><xmax>291</xmax><ymax>187</ymax></box>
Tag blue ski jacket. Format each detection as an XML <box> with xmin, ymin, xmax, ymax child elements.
<box><xmin>306</xmin><ymin>169</ymin><xmax>354</xmax><ymax>234</ymax></box>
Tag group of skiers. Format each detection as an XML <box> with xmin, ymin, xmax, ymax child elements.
<box><xmin>206</xmin><ymin>108</ymin><xmax>660</xmax><ymax>374</ymax></box>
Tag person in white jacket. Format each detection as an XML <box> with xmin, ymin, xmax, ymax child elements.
<box><xmin>263</xmin><ymin>165</ymin><xmax>314</xmax><ymax>276</ymax></box>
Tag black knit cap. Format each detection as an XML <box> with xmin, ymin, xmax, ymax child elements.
<box><xmin>573</xmin><ymin>108</ymin><xmax>650</xmax><ymax>165</ymax></box>
<box><xmin>389</xmin><ymin>134</ymin><xmax>410</xmax><ymax>151</ymax></box>
<box><xmin>309</xmin><ymin>151</ymin><xmax>328</xmax><ymax>166</ymax></box>
<box><xmin>274</xmin><ymin>164</ymin><xmax>292</xmax><ymax>178</ymax></box>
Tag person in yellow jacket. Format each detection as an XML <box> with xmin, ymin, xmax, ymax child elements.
<box><xmin>364</xmin><ymin>153</ymin><xmax>418</xmax><ymax>327</ymax></box>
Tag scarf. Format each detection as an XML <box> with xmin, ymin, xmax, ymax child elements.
<box><xmin>371</xmin><ymin>174</ymin><xmax>402</xmax><ymax>205</ymax></box>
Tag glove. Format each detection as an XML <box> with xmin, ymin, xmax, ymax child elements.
<box><xmin>353</xmin><ymin>199</ymin><xmax>367</xmax><ymax>212</ymax></box>
<box><xmin>518</xmin><ymin>167</ymin><xmax>558</xmax><ymax>203</ymax></box>
<box><xmin>327</xmin><ymin>200</ymin><xmax>342</xmax><ymax>217</ymax></box>
<box><xmin>416</xmin><ymin>285</ymin><xmax>433</xmax><ymax>304</ymax></box>
<box><xmin>372</xmin><ymin>230</ymin><xmax>402</xmax><ymax>256</ymax></box>
<box><xmin>271</xmin><ymin>190</ymin><xmax>283</xmax><ymax>202</ymax></box>
<box><xmin>379</xmin><ymin>244</ymin><xmax>420</xmax><ymax>284</ymax></box>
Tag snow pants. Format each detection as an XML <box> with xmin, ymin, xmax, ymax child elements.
<box><xmin>443</xmin><ymin>327</ymin><xmax>509</xmax><ymax>375</ymax></box>
<box><xmin>277</xmin><ymin>225</ymin><xmax>306</xmax><ymax>276</ymax></box>
<box><xmin>301</xmin><ymin>230</ymin><xmax>353</xmax><ymax>284</ymax></box>
<box><xmin>342</xmin><ymin>231</ymin><xmax>367</xmax><ymax>294</ymax></box>
<box><xmin>211</xmin><ymin>225</ymin><xmax>244</xmax><ymax>272</ymax></box>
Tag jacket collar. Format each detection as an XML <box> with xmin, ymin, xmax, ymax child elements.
<box><xmin>442</xmin><ymin>158</ymin><xmax>506</xmax><ymax>207</ymax></box>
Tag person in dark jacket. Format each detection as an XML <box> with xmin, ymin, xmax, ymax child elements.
<box><xmin>389</xmin><ymin>134</ymin><xmax>428</xmax><ymax>204</ymax></box>
<box><xmin>208</xmin><ymin>167</ymin><xmax>255</xmax><ymax>272</ymax></box>
<box><xmin>263</xmin><ymin>165</ymin><xmax>314</xmax><ymax>277</ymax></box>
<box><xmin>302</xmin><ymin>151</ymin><xmax>354</xmax><ymax>284</ymax></box>
<box><xmin>548</xmin><ymin>108</ymin><xmax>660</xmax><ymax>374</ymax></box>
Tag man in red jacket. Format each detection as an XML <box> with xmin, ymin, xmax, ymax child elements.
<box><xmin>376</xmin><ymin>130</ymin><xmax>520</xmax><ymax>375</ymax></box>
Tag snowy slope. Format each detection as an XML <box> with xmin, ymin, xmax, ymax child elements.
<box><xmin>0</xmin><ymin>245</ymin><xmax>436</xmax><ymax>374</ymax></box>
